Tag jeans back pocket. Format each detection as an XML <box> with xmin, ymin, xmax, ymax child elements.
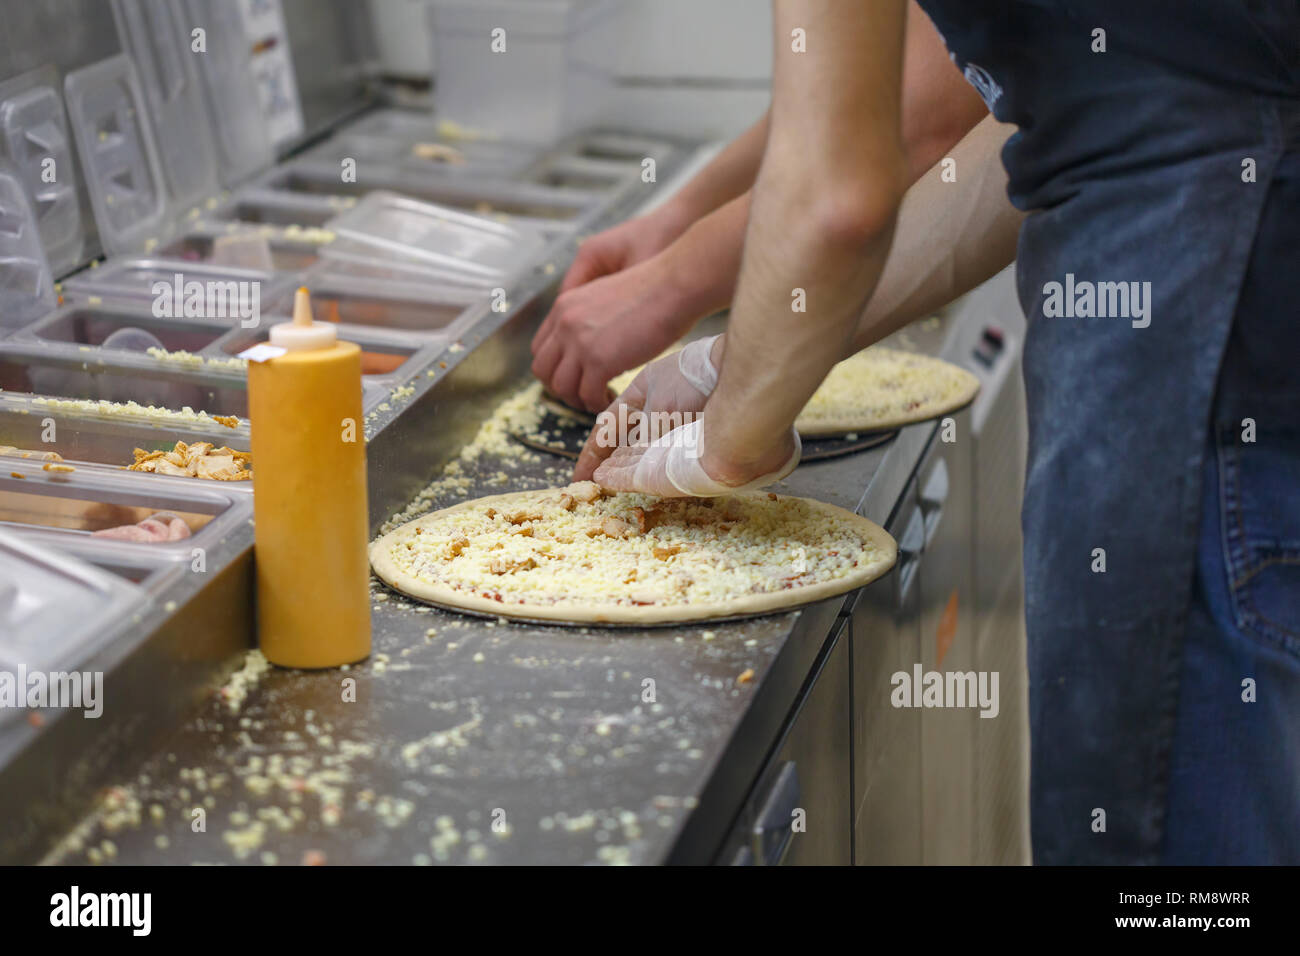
<box><xmin>1217</xmin><ymin>422</ymin><xmax>1300</xmax><ymax>657</ymax></box>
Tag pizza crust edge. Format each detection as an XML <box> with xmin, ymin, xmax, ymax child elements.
<box><xmin>370</xmin><ymin>490</ymin><xmax>898</xmax><ymax>625</ymax></box>
<box><xmin>792</xmin><ymin>365</ymin><xmax>981</xmax><ymax>436</ymax></box>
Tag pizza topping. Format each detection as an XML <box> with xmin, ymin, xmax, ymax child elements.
<box><xmin>375</xmin><ymin>482</ymin><xmax>892</xmax><ymax>613</ymax></box>
<box><xmin>488</xmin><ymin>556</ymin><xmax>537</xmax><ymax>575</ymax></box>
<box><xmin>600</xmin><ymin>516</ymin><xmax>633</xmax><ymax>539</ymax></box>
<box><xmin>127</xmin><ymin>441</ymin><xmax>252</xmax><ymax>481</ymax></box>
<box><xmin>569</xmin><ymin>481</ymin><xmax>603</xmax><ymax>503</ymax></box>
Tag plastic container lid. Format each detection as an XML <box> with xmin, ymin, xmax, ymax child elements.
<box><xmin>0</xmin><ymin>68</ymin><xmax>86</xmax><ymax>276</ymax></box>
<box><xmin>111</xmin><ymin>0</ymin><xmax>221</xmax><ymax>212</ymax></box>
<box><xmin>0</xmin><ymin>171</ymin><xmax>56</xmax><ymax>334</ymax></box>
<box><xmin>321</xmin><ymin>191</ymin><xmax>546</xmax><ymax>289</ymax></box>
<box><xmin>64</xmin><ymin>55</ymin><xmax>170</xmax><ymax>255</ymax></box>
<box><xmin>0</xmin><ymin>528</ymin><xmax>148</xmax><ymax>676</ymax></box>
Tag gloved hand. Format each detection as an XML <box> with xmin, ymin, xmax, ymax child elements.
<box><xmin>593</xmin><ymin>415</ymin><xmax>801</xmax><ymax>497</ymax></box>
<box><xmin>573</xmin><ymin>334</ymin><xmax>723</xmax><ymax>481</ymax></box>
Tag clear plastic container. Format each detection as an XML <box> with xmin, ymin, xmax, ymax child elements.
<box><xmin>110</xmin><ymin>0</ymin><xmax>221</xmax><ymax>212</ymax></box>
<box><xmin>156</xmin><ymin>228</ymin><xmax>325</xmax><ymax>273</ymax></box>
<box><xmin>176</xmin><ymin>0</ymin><xmax>275</xmax><ymax>187</ymax></box>
<box><xmin>63</xmin><ymin>55</ymin><xmax>170</xmax><ymax>255</ymax></box>
<box><xmin>0</xmin><ymin>527</ymin><xmax>147</xmax><ymax>677</ymax></box>
<box><xmin>430</xmin><ymin>0</ymin><xmax>629</xmax><ymax>143</ymax></box>
<box><xmin>0</xmin><ymin>171</ymin><xmax>56</xmax><ymax>335</ymax></box>
<box><xmin>0</xmin><ymin>66</ymin><xmax>86</xmax><ymax>277</ymax></box>
<box><xmin>320</xmin><ymin>190</ymin><xmax>546</xmax><ymax>289</ymax></box>
<box><xmin>272</xmin><ymin>268</ymin><xmax>483</xmax><ymax>339</ymax></box>
<box><xmin>0</xmin><ymin>458</ymin><xmax>252</xmax><ymax>559</ymax></box>
<box><xmin>63</xmin><ymin>258</ymin><xmax>293</xmax><ymax>320</ymax></box>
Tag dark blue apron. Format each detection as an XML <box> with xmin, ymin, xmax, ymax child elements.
<box><xmin>916</xmin><ymin>0</ymin><xmax>1300</xmax><ymax>862</ymax></box>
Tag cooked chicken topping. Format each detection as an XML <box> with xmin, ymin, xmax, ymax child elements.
<box><xmin>127</xmin><ymin>441</ymin><xmax>252</xmax><ymax>481</ymax></box>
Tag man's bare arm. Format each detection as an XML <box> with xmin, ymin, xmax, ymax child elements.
<box><xmin>702</xmin><ymin>0</ymin><xmax>910</xmax><ymax>483</ymax></box>
<box><xmin>852</xmin><ymin>114</ymin><xmax>1024</xmax><ymax>350</ymax></box>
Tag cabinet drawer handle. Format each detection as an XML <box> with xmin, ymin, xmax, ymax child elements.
<box><xmin>751</xmin><ymin>761</ymin><xmax>801</xmax><ymax>866</ymax></box>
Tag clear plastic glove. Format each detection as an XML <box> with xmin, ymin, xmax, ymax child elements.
<box><xmin>593</xmin><ymin>415</ymin><xmax>801</xmax><ymax>498</ymax></box>
<box><xmin>574</xmin><ymin>335</ymin><xmax>722</xmax><ymax>482</ymax></box>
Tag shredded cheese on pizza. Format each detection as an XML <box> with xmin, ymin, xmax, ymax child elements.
<box><xmin>607</xmin><ymin>345</ymin><xmax>977</xmax><ymax>435</ymax></box>
<box><xmin>373</xmin><ymin>482</ymin><xmax>892</xmax><ymax>616</ymax></box>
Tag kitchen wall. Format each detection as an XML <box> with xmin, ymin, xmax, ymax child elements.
<box><xmin>369</xmin><ymin>0</ymin><xmax>772</xmax><ymax>139</ymax></box>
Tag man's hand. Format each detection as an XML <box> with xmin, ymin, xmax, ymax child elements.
<box><xmin>554</xmin><ymin>211</ymin><xmax>685</xmax><ymax>297</ymax></box>
<box><xmin>573</xmin><ymin>335</ymin><xmax>722</xmax><ymax>481</ymax></box>
<box><xmin>592</xmin><ymin>413</ymin><xmax>800</xmax><ymax>497</ymax></box>
<box><xmin>530</xmin><ymin>255</ymin><xmax>696</xmax><ymax>412</ymax></box>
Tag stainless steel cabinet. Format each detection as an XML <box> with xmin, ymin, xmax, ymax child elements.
<box><xmin>853</xmin><ymin>411</ymin><xmax>977</xmax><ymax>865</ymax></box>
<box><xmin>915</xmin><ymin>410</ymin><xmax>976</xmax><ymax>865</ymax></box>
<box><xmin>722</xmin><ymin>620</ymin><xmax>852</xmax><ymax>865</ymax></box>
<box><xmin>852</xmin><ymin>472</ymin><xmax>923</xmax><ymax>864</ymax></box>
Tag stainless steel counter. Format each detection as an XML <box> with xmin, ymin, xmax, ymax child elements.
<box><xmin>23</xmin><ymin>301</ymin><xmax>949</xmax><ymax>866</ymax></box>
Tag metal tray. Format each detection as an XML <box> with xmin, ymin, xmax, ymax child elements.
<box><xmin>257</xmin><ymin>161</ymin><xmax>604</xmax><ymax>232</ymax></box>
<box><xmin>0</xmin><ymin>458</ymin><xmax>252</xmax><ymax>551</ymax></box>
<box><xmin>205</xmin><ymin>189</ymin><xmax>349</xmax><ymax>229</ymax></box>
<box><xmin>278</xmin><ymin>268</ymin><xmax>487</xmax><ymax>340</ymax></box>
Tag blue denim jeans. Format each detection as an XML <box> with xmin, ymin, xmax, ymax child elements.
<box><xmin>1162</xmin><ymin>424</ymin><xmax>1300</xmax><ymax>863</ymax></box>
<box><xmin>914</xmin><ymin>0</ymin><xmax>1299</xmax><ymax>862</ymax></box>
<box><xmin>1162</xmin><ymin>147</ymin><xmax>1300</xmax><ymax>863</ymax></box>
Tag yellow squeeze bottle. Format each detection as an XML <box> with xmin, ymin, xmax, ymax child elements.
<box><xmin>248</xmin><ymin>287</ymin><xmax>371</xmax><ymax>667</ymax></box>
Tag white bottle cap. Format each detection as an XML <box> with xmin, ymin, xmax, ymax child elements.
<box><xmin>269</xmin><ymin>287</ymin><xmax>337</xmax><ymax>351</ymax></box>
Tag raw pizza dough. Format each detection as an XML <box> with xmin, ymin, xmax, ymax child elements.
<box><xmin>602</xmin><ymin>345</ymin><xmax>980</xmax><ymax>437</ymax></box>
<box><xmin>370</xmin><ymin>482</ymin><xmax>897</xmax><ymax>625</ymax></box>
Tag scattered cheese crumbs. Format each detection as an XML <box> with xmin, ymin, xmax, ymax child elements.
<box><xmin>376</xmin><ymin>382</ymin><xmax>544</xmax><ymax>536</ymax></box>
<box><xmin>737</xmin><ymin>668</ymin><xmax>755</xmax><ymax>685</ymax></box>
<box><xmin>449</xmin><ymin>343</ymin><xmax>465</xmax><ymax>353</ymax></box>
<box><xmin>144</xmin><ymin>346</ymin><xmax>248</xmax><ymax>374</ymax></box>
<box><xmin>217</xmin><ymin>650</ymin><xmax>271</xmax><ymax>714</ymax></box>
<box><xmin>42</xmin><ymin>462</ymin><xmax>75</xmax><ymax>473</ymax></box>
<box><xmin>282</xmin><ymin>224</ymin><xmax>336</xmax><ymax>244</ymax></box>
